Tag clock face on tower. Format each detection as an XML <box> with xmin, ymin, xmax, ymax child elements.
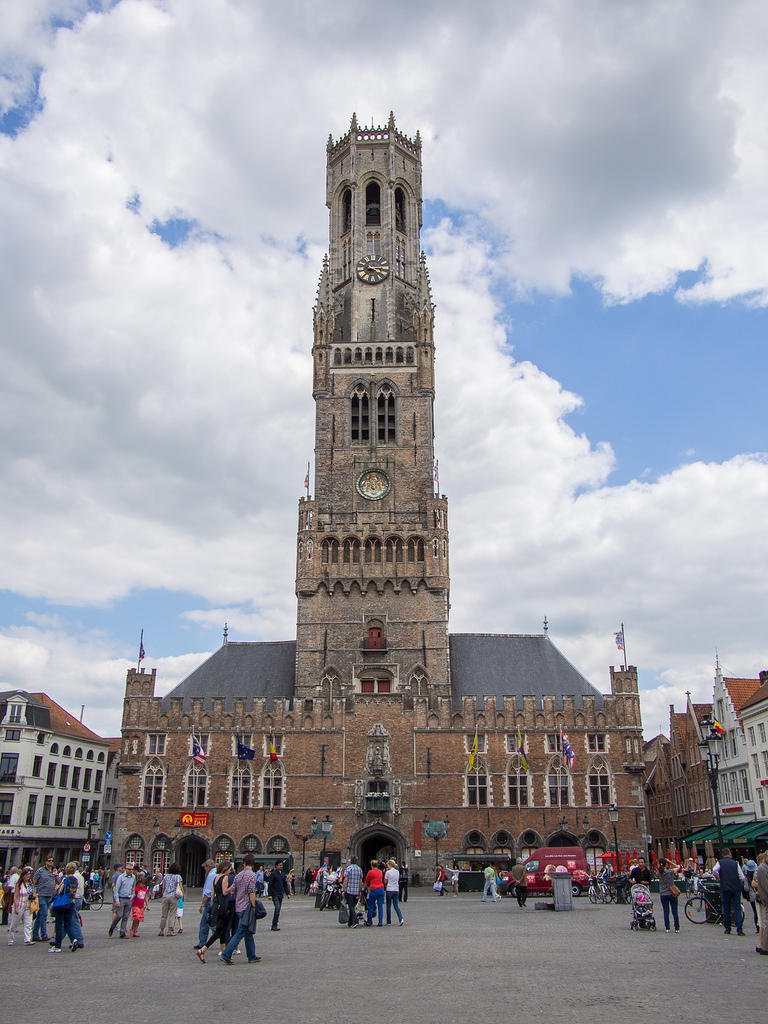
<box><xmin>356</xmin><ymin>255</ymin><xmax>390</xmax><ymax>284</ymax></box>
<box><xmin>357</xmin><ymin>470</ymin><xmax>390</xmax><ymax>501</ymax></box>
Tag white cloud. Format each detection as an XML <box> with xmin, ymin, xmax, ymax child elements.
<box><xmin>1</xmin><ymin>0</ymin><xmax>767</xmax><ymax>736</ymax></box>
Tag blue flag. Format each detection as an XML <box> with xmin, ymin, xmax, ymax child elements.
<box><xmin>236</xmin><ymin>735</ymin><xmax>255</xmax><ymax>760</ymax></box>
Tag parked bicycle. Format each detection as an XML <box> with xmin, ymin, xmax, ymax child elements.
<box><xmin>587</xmin><ymin>875</ymin><xmax>614</xmax><ymax>903</ymax></box>
<box><xmin>684</xmin><ymin>884</ymin><xmax>722</xmax><ymax>925</ymax></box>
<box><xmin>81</xmin><ymin>882</ymin><xmax>104</xmax><ymax>910</ymax></box>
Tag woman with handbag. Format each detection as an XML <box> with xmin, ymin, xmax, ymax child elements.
<box><xmin>8</xmin><ymin>867</ymin><xmax>35</xmax><ymax>945</ymax></box>
<box><xmin>158</xmin><ymin>862</ymin><xmax>183</xmax><ymax>936</ymax></box>
<box><xmin>658</xmin><ymin>858</ymin><xmax>682</xmax><ymax>933</ymax></box>
<box><xmin>196</xmin><ymin>861</ymin><xmax>232</xmax><ymax>963</ymax></box>
<box><xmin>50</xmin><ymin>862</ymin><xmax>84</xmax><ymax>952</ymax></box>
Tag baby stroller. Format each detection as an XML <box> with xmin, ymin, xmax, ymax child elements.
<box><xmin>629</xmin><ymin>884</ymin><xmax>657</xmax><ymax>931</ymax></box>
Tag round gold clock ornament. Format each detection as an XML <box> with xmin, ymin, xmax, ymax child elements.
<box><xmin>356</xmin><ymin>255</ymin><xmax>390</xmax><ymax>284</ymax></box>
<box><xmin>357</xmin><ymin>470</ymin><xmax>390</xmax><ymax>501</ymax></box>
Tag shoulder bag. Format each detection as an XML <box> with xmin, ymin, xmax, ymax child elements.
<box><xmin>669</xmin><ymin>883</ymin><xmax>680</xmax><ymax>899</ymax></box>
<box><xmin>52</xmin><ymin>879</ymin><xmax>73</xmax><ymax>909</ymax></box>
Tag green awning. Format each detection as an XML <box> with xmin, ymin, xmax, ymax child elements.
<box><xmin>682</xmin><ymin>820</ymin><xmax>768</xmax><ymax>847</ymax></box>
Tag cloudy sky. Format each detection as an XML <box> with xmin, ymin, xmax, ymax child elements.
<box><xmin>1</xmin><ymin>0</ymin><xmax>767</xmax><ymax>738</ymax></box>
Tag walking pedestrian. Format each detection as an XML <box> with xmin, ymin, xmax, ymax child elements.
<box><xmin>219</xmin><ymin>853</ymin><xmax>262</xmax><ymax>965</ymax></box>
<box><xmin>450</xmin><ymin>864</ymin><xmax>460</xmax><ymax>897</ymax></box>
<box><xmin>435</xmin><ymin>863</ymin><xmax>447</xmax><ymax>895</ymax></box>
<box><xmin>482</xmin><ymin>864</ymin><xmax>498</xmax><ymax>902</ymax></box>
<box><xmin>50</xmin><ymin>862</ymin><xmax>84</xmax><ymax>953</ymax></box>
<box><xmin>196</xmin><ymin>861</ymin><xmax>233</xmax><ymax>962</ymax></box>
<box><xmin>158</xmin><ymin>862</ymin><xmax>183</xmax><ymax>936</ymax></box>
<box><xmin>744</xmin><ymin>859</ymin><xmax>759</xmax><ymax>934</ymax></box>
<box><xmin>108</xmin><ymin>863</ymin><xmax>135</xmax><ymax>938</ymax></box>
<box><xmin>714</xmin><ymin>848</ymin><xmax>746</xmax><ymax>935</ymax></box>
<box><xmin>342</xmin><ymin>857</ymin><xmax>363</xmax><ymax>928</ymax></box>
<box><xmin>196</xmin><ymin>859</ymin><xmax>216</xmax><ymax>951</ymax></box>
<box><xmin>267</xmin><ymin>859</ymin><xmax>290</xmax><ymax>932</ymax></box>
<box><xmin>32</xmin><ymin>856</ymin><xmax>57</xmax><ymax>942</ymax></box>
<box><xmin>753</xmin><ymin>851</ymin><xmax>768</xmax><ymax>956</ymax></box>
<box><xmin>658</xmin><ymin>858</ymin><xmax>682</xmax><ymax>932</ymax></box>
<box><xmin>129</xmin><ymin>873</ymin><xmax>149</xmax><ymax>937</ymax></box>
<box><xmin>8</xmin><ymin>867</ymin><xmax>35</xmax><ymax>945</ymax></box>
<box><xmin>399</xmin><ymin>862</ymin><xmax>409</xmax><ymax>903</ymax></box>
<box><xmin>364</xmin><ymin>859</ymin><xmax>385</xmax><ymax>926</ymax></box>
<box><xmin>385</xmin><ymin>859</ymin><xmax>405</xmax><ymax>925</ymax></box>
<box><xmin>509</xmin><ymin>859</ymin><xmax>528</xmax><ymax>907</ymax></box>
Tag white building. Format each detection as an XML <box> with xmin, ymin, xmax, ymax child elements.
<box><xmin>0</xmin><ymin>690</ymin><xmax>113</xmax><ymax>871</ymax></box>
<box><xmin>738</xmin><ymin>674</ymin><xmax>768</xmax><ymax>821</ymax></box>
<box><xmin>712</xmin><ymin>666</ymin><xmax>761</xmax><ymax>825</ymax></box>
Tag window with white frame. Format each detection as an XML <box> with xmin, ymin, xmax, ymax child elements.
<box><xmin>507</xmin><ymin>755</ymin><xmax>529</xmax><ymax>807</ymax></box>
<box><xmin>143</xmin><ymin>760</ymin><xmax>164</xmax><ymax>806</ymax></box>
<box><xmin>467</xmin><ymin>764</ymin><xmax>490</xmax><ymax>807</ymax></box>
<box><xmin>147</xmin><ymin>734</ymin><xmax>166</xmax><ymax>755</ymax></box>
<box><xmin>186</xmin><ymin>765</ymin><xmax>208</xmax><ymax>806</ymax></box>
<box><xmin>588</xmin><ymin>760</ymin><xmax>610</xmax><ymax>806</ymax></box>
<box><xmin>547</xmin><ymin>758</ymin><xmax>570</xmax><ymax>806</ymax></box>
<box><xmin>263</xmin><ymin>763</ymin><xmax>283</xmax><ymax>807</ymax></box>
<box><xmin>231</xmin><ymin>765</ymin><xmax>251</xmax><ymax>808</ymax></box>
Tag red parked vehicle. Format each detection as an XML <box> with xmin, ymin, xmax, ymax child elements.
<box><xmin>523</xmin><ymin>847</ymin><xmax>590</xmax><ymax>896</ymax></box>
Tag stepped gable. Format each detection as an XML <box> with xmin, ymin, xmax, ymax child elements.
<box><xmin>161</xmin><ymin>641</ymin><xmax>296</xmax><ymax>712</ymax></box>
<box><xmin>448</xmin><ymin>633</ymin><xmax>604</xmax><ymax>710</ymax></box>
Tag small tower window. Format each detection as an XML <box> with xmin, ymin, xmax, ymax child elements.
<box><xmin>365</xmin><ymin>182</ymin><xmax>381</xmax><ymax>225</ymax></box>
<box><xmin>395</xmin><ymin>187</ymin><xmax>406</xmax><ymax>232</ymax></box>
<box><xmin>342</xmin><ymin>188</ymin><xmax>352</xmax><ymax>234</ymax></box>
<box><xmin>351</xmin><ymin>385</ymin><xmax>369</xmax><ymax>442</ymax></box>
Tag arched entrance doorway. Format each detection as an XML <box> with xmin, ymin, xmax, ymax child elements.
<box><xmin>351</xmin><ymin>823</ymin><xmax>406</xmax><ymax>869</ymax></box>
<box><xmin>176</xmin><ymin>834</ymin><xmax>208</xmax><ymax>886</ymax></box>
<box><xmin>547</xmin><ymin>829</ymin><xmax>579</xmax><ymax>848</ymax></box>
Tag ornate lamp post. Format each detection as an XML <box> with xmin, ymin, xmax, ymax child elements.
<box><xmin>311</xmin><ymin>814</ymin><xmax>333</xmax><ymax>862</ymax></box>
<box><xmin>698</xmin><ymin>717</ymin><xmax>725</xmax><ymax>855</ymax></box>
<box><xmin>608</xmin><ymin>803</ymin><xmax>620</xmax><ymax>868</ymax></box>
<box><xmin>423</xmin><ymin>814</ymin><xmax>450</xmax><ymax>874</ymax></box>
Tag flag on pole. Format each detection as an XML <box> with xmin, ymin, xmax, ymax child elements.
<box><xmin>269</xmin><ymin>737</ymin><xmax>279</xmax><ymax>763</ymax></box>
<box><xmin>467</xmin><ymin>727</ymin><xmax>478</xmax><ymax>772</ymax></box>
<box><xmin>561</xmin><ymin>730</ymin><xmax>575</xmax><ymax>769</ymax></box>
<box><xmin>304</xmin><ymin>463</ymin><xmax>310</xmax><ymax>496</ymax></box>
<box><xmin>192</xmin><ymin>734</ymin><xmax>207</xmax><ymax>766</ymax></box>
<box><xmin>137</xmin><ymin>629</ymin><xmax>145</xmax><ymax>669</ymax></box>
<box><xmin>713</xmin><ymin>720</ymin><xmax>725</xmax><ymax>736</ymax></box>
<box><xmin>236</xmin><ymin>735</ymin><xmax>255</xmax><ymax>760</ymax></box>
<box><xmin>614</xmin><ymin>629</ymin><xmax>625</xmax><ymax>652</ymax></box>
<box><xmin>433</xmin><ymin>459</ymin><xmax>439</xmax><ymax>492</ymax></box>
<box><xmin>517</xmin><ymin>728</ymin><xmax>529</xmax><ymax>773</ymax></box>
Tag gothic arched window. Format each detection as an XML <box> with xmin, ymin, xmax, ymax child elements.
<box><xmin>142</xmin><ymin>760</ymin><xmax>164</xmax><ymax>807</ymax></box>
<box><xmin>377</xmin><ymin>385</ymin><xmax>395</xmax><ymax>442</ymax></box>
<box><xmin>231</xmin><ymin>765</ymin><xmax>251</xmax><ymax>808</ymax></box>
<box><xmin>342</xmin><ymin>188</ymin><xmax>352</xmax><ymax>233</ymax></box>
<box><xmin>507</xmin><ymin>755</ymin><xmax>529</xmax><ymax>807</ymax></box>
<box><xmin>186</xmin><ymin>765</ymin><xmax>208</xmax><ymax>807</ymax></box>
<box><xmin>343</xmin><ymin>538</ymin><xmax>360</xmax><ymax>564</ymax></box>
<box><xmin>588</xmin><ymin>759</ymin><xmax>610</xmax><ymax>806</ymax></box>
<box><xmin>365</xmin><ymin>182</ymin><xmax>381</xmax><ymax>225</ymax></box>
<box><xmin>467</xmin><ymin>762</ymin><xmax>490</xmax><ymax>807</ymax></box>
<box><xmin>395</xmin><ymin>187</ymin><xmax>406</xmax><ymax>232</ymax></box>
<box><xmin>351</xmin><ymin>385</ymin><xmax>369</xmax><ymax>442</ymax></box>
<box><xmin>364</xmin><ymin>538</ymin><xmax>381</xmax><ymax>564</ymax></box>
<box><xmin>263</xmin><ymin>763</ymin><xmax>284</xmax><ymax>808</ymax></box>
<box><xmin>547</xmin><ymin>757</ymin><xmax>570</xmax><ymax>807</ymax></box>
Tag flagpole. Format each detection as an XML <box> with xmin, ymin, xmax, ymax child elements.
<box><xmin>137</xmin><ymin>628</ymin><xmax>144</xmax><ymax>671</ymax></box>
<box><xmin>621</xmin><ymin>622</ymin><xmax>628</xmax><ymax>671</ymax></box>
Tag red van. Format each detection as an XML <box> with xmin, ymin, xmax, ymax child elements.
<box><xmin>523</xmin><ymin>847</ymin><xmax>590</xmax><ymax>896</ymax></box>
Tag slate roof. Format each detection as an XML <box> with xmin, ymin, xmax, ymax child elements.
<box><xmin>723</xmin><ymin>676</ymin><xmax>761</xmax><ymax>714</ymax></box>
<box><xmin>448</xmin><ymin>634</ymin><xmax>604</xmax><ymax>710</ymax></box>
<box><xmin>163</xmin><ymin>634</ymin><xmax>605</xmax><ymax>711</ymax></box>
<box><xmin>161</xmin><ymin>641</ymin><xmax>297</xmax><ymax>711</ymax></box>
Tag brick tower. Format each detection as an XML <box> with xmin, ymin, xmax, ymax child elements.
<box><xmin>295</xmin><ymin>113</ymin><xmax>450</xmax><ymax>702</ymax></box>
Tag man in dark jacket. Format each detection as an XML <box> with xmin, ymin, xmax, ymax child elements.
<box><xmin>714</xmin><ymin>848</ymin><xmax>746</xmax><ymax>935</ymax></box>
<box><xmin>267</xmin><ymin>860</ymin><xmax>291</xmax><ymax>931</ymax></box>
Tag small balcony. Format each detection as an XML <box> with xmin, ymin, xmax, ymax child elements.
<box><xmin>365</xmin><ymin>794</ymin><xmax>391</xmax><ymax>812</ymax></box>
<box><xmin>0</xmin><ymin>773</ymin><xmax>24</xmax><ymax>786</ymax></box>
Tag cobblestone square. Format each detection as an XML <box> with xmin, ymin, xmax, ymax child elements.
<box><xmin>2</xmin><ymin>892</ymin><xmax>762</xmax><ymax>1023</ymax></box>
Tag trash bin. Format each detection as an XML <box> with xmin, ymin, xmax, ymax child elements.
<box><xmin>552</xmin><ymin>872</ymin><xmax>574</xmax><ymax>911</ymax></box>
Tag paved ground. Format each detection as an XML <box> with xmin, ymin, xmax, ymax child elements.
<box><xmin>2</xmin><ymin>890</ymin><xmax>763</xmax><ymax>1023</ymax></box>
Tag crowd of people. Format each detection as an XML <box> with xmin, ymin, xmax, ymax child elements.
<box><xmin>3</xmin><ymin>845</ymin><xmax>768</xmax><ymax>960</ymax></box>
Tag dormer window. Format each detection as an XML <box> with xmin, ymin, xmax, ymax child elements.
<box><xmin>365</xmin><ymin>182</ymin><xmax>381</xmax><ymax>225</ymax></box>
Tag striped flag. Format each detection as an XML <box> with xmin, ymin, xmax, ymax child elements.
<box><xmin>192</xmin><ymin>734</ymin><xmax>207</xmax><ymax>766</ymax></box>
<box><xmin>434</xmin><ymin>459</ymin><xmax>439</xmax><ymax>491</ymax></box>
<box><xmin>713</xmin><ymin>720</ymin><xmax>725</xmax><ymax>736</ymax></box>
<box><xmin>269</xmin><ymin>737</ymin><xmax>279</xmax><ymax>763</ymax></box>
<box><xmin>517</xmin><ymin>728</ymin><xmax>529</xmax><ymax>773</ymax></box>
<box><xmin>561</xmin><ymin>730</ymin><xmax>575</xmax><ymax>769</ymax></box>
<box><xmin>304</xmin><ymin>463</ymin><xmax>310</xmax><ymax>495</ymax></box>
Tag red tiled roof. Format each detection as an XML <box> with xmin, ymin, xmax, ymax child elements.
<box><xmin>723</xmin><ymin>677</ymin><xmax>761</xmax><ymax>713</ymax></box>
<box><xmin>739</xmin><ymin>680</ymin><xmax>768</xmax><ymax>714</ymax></box>
<box><xmin>29</xmin><ymin>692</ymin><xmax>108</xmax><ymax>742</ymax></box>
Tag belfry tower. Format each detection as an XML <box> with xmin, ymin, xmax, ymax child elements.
<box><xmin>295</xmin><ymin>113</ymin><xmax>450</xmax><ymax>702</ymax></box>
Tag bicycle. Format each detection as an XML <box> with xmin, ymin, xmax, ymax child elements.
<box><xmin>684</xmin><ymin>885</ymin><xmax>722</xmax><ymax>925</ymax></box>
<box><xmin>587</xmin><ymin>875</ymin><xmax>613</xmax><ymax>904</ymax></box>
<box><xmin>81</xmin><ymin>886</ymin><xmax>104</xmax><ymax>911</ymax></box>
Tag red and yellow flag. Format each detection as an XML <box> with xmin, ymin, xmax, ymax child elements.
<box><xmin>269</xmin><ymin>737</ymin><xmax>278</xmax><ymax>762</ymax></box>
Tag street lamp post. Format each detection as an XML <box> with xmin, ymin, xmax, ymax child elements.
<box><xmin>699</xmin><ymin>717</ymin><xmax>725</xmax><ymax>855</ymax></box>
<box><xmin>423</xmin><ymin>815</ymin><xmax>450</xmax><ymax>878</ymax></box>
<box><xmin>608</xmin><ymin>803</ymin><xmax>620</xmax><ymax>869</ymax></box>
<box><xmin>311</xmin><ymin>815</ymin><xmax>333</xmax><ymax>863</ymax></box>
<box><xmin>291</xmin><ymin>816</ymin><xmax>312</xmax><ymax>876</ymax></box>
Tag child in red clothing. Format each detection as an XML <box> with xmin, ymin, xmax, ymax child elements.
<box><xmin>130</xmin><ymin>874</ymin><xmax>149</xmax><ymax>937</ymax></box>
